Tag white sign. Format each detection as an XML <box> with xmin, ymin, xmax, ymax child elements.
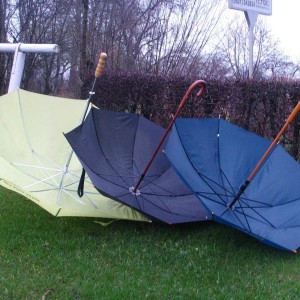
<box><xmin>228</xmin><ymin>0</ymin><xmax>272</xmax><ymax>16</ymax></box>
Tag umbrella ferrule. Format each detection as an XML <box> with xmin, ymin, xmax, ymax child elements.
<box><xmin>129</xmin><ymin>186</ymin><xmax>141</xmax><ymax>196</ymax></box>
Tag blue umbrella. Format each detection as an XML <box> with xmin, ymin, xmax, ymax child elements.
<box><xmin>165</xmin><ymin>103</ymin><xmax>300</xmax><ymax>252</ymax></box>
<box><xmin>65</xmin><ymin>81</ymin><xmax>210</xmax><ymax>224</ymax></box>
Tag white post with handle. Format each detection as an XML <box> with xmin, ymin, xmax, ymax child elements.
<box><xmin>0</xmin><ymin>43</ymin><xmax>60</xmax><ymax>93</ymax></box>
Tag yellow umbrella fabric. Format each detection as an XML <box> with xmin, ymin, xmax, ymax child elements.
<box><xmin>0</xmin><ymin>89</ymin><xmax>149</xmax><ymax>221</ymax></box>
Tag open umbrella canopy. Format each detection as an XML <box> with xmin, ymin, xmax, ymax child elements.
<box><xmin>165</xmin><ymin>117</ymin><xmax>300</xmax><ymax>251</ymax></box>
<box><xmin>65</xmin><ymin>107</ymin><xmax>211</xmax><ymax>224</ymax></box>
<box><xmin>0</xmin><ymin>89</ymin><xmax>149</xmax><ymax>222</ymax></box>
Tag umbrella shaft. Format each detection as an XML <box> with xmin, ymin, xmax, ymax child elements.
<box><xmin>228</xmin><ymin>101</ymin><xmax>300</xmax><ymax>209</ymax></box>
<box><xmin>132</xmin><ymin>80</ymin><xmax>206</xmax><ymax>193</ymax></box>
<box><xmin>132</xmin><ymin>122</ymin><xmax>173</xmax><ymax>193</ymax></box>
<box><xmin>228</xmin><ymin>180</ymin><xmax>250</xmax><ymax>209</ymax></box>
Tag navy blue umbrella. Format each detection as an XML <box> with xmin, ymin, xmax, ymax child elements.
<box><xmin>65</xmin><ymin>81</ymin><xmax>210</xmax><ymax>224</ymax></box>
<box><xmin>165</xmin><ymin>103</ymin><xmax>300</xmax><ymax>252</ymax></box>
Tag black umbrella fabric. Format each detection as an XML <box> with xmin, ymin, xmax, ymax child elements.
<box><xmin>165</xmin><ymin>103</ymin><xmax>300</xmax><ymax>252</ymax></box>
<box><xmin>64</xmin><ymin>107</ymin><xmax>210</xmax><ymax>224</ymax></box>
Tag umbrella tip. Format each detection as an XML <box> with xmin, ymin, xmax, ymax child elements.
<box><xmin>129</xmin><ymin>186</ymin><xmax>141</xmax><ymax>196</ymax></box>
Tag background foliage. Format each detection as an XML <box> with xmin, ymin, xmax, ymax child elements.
<box><xmin>1</xmin><ymin>0</ymin><xmax>300</xmax><ymax>96</ymax></box>
<box><xmin>81</xmin><ymin>73</ymin><xmax>300</xmax><ymax>159</ymax></box>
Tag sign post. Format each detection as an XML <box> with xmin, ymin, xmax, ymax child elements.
<box><xmin>228</xmin><ymin>0</ymin><xmax>272</xmax><ymax>79</ymax></box>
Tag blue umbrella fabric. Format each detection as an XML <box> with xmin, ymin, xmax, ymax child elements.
<box><xmin>165</xmin><ymin>117</ymin><xmax>300</xmax><ymax>252</ymax></box>
<box><xmin>64</xmin><ymin>107</ymin><xmax>210</xmax><ymax>224</ymax></box>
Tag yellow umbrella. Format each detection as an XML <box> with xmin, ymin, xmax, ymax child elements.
<box><xmin>0</xmin><ymin>88</ymin><xmax>149</xmax><ymax>222</ymax></box>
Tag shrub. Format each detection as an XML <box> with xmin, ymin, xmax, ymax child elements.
<box><xmin>82</xmin><ymin>72</ymin><xmax>300</xmax><ymax>159</ymax></box>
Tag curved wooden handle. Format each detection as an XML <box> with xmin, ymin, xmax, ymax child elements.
<box><xmin>95</xmin><ymin>53</ymin><xmax>107</xmax><ymax>78</ymax></box>
<box><xmin>131</xmin><ymin>80</ymin><xmax>207</xmax><ymax>193</ymax></box>
<box><xmin>177</xmin><ymin>80</ymin><xmax>206</xmax><ymax>115</ymax></box>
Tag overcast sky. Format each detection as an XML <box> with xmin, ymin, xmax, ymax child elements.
<box><xmin>265</xmin><ymin>1</ymin><xmax>299</xmax><ymax>60</ymax></box>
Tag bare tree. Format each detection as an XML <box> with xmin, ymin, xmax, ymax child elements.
<box><xmin>215</xmin><ymin>15</ymin><xmax>300</xmax><ymax>80</ymax></box>
<box><xmin>0</xmin><ymin>0</ymin><xmax>14</xmax><ymax>94</ymax></box>
<box><xmin>3</xmin><ymin>0</ymin><xmax>298</xmax><ymax>97</ymax></box>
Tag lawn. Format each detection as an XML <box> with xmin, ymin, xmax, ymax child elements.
<box><xmin>0</xmin><ymin>186</ymin><xmax>299</xmax><ymax>299</ymax></box>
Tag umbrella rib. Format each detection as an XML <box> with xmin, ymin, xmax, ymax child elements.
<box><xmin>133</xmin><ymin>159</ymin><xmax>176</xmax><ymax>187</ymax></box>
<box><xmin>108</xmin><ymin>189</ymin><xmax>144</xmax><ymax>212</ymax></box>
<box><xmin>11</xmin><ymin>162</ymin><xmax>61</xmax><ymax>172</ymax></box>
<box><xmin>23</xmin><ymin>172</ymin><xmax>62</xmax><ymax>189</ymax></box>
<box><xmin>236</xmin><ymin>198</ymin><xmax>277</xmax><ymax>228</ymax></box>
<box><xmin>138</xmin><ymin>193</ymin><xmax>186</xmax><ymax>216</ymax></box>
<box><xmin>228</xmin><ymin>208</ymin><xmax>251</xmax><ymax>232</ymax></box>
<box><xmin>110</xmin><ymin>173</ymin><xmax>171</xmax><ymax>212</ymax></box>
<box><xmin>219</xmin><ymin>187</ymin><xmax>276</xmax><ymax>228</ymax></box>
<box><xmin>131</xmin><ymin>159</ymin><xmax>193</xmax><ymax>197</ymax></box>
<box><xmin>16</xmin><ymin>90</ymin><xmax>64</xmax><ymax>192</ymax></box>
<box><xmin>12</xmin><ymin>166</ymin><xmax>62</xmax><ymax>188</ymax></box>
<box><xmin>199</xmin><ymin>192</ymin><xmax>250</xmax><ymax>231</ymax></box>
<box><xmin>273</xmin><ymin>197</ymin><xmax>300</xmax><ymax>207</ymax></box>
<box><xmin>235</xmin><ymin>200</ymin><xmax>252</xmax><ymax>232</ymax></box>
<box><xmin>220</xmin><ymin>169</ymin><xmax>236</xmax><ymax>199</ymax></box>
<box><xmin>194</xmin><ymin>173</ymin><xmax>227</xmax><ymax>205</ymax></box>
<box><xmin>108</xmin><ymin>158</ymin><xmax>140</xmax><ymax>180</ymax></box>
<box><xmin>139</xmin><ymin>178</ymin><xmax>174</xmax><ymax>212</ymax></box>
<box><xmin>72</xmin><ymin>187</ymin><xmax>98</xmax><ymax>208</ymax></box>
<box><xmin>236</xmin><ymin>194</ymin><xmax>300</xmax><ymax>208</ymax></box>
<box><xmin>217</xmin><ymin>118</ymin><xmax>235</xmax><ymax>202</ymax></box>
<box><xmin>111</xmin><ymin>183</ymin><xmax>182</xmax><ymax>215</ymax></box>
<box><xmin>93</xmin><ymin>171</ymin><xmax>130</xmax><ymax>190</ymax></box>
<box><xmin>108</xmin><ymin>158</ymin><xmax>173</xmax><ymax>195</ymax></box>
<box><xmin>233</xmin><ymin>207</ymin><xmax>276</xmax><ymax>229</ymax></box>
<box><xmin>175</xmin><ymin>122</ymin><xmax>228</xmax><ymax>205</ymax></box>
<box><xmin>13</xmin><ymin>159</ymin><xmax>99</xmax><ymax>207</ymax></box>
<box><xmin>91</xmin><ymin>110</ymin><xmax>132</xmax><ymax>189</ymax></box>
<box><xmin>196</xmin><ymin>191</ymin><xmax>234</xmax><ymax>198</ymax></box>
<box><xmin>242</xmin><ymin>196</ymin><xmax>300</xmax><ymax>208</ymax></box>
<box><xmin>61</xmin><ymin>188</ymin><xmax>87</xmax><ymax>205</ymax></box>
<box><xmin>131</xmin><ymin>114</ymin><xmax>141</xmax><ymax>186</ymax></box>
<box><xmin>196</xmin><ymin>192</ymin><xmax>229</xmax><ymax>208</ymax></box>
<box><xmin>196</xmin><ymin>172</ymin><xmax>237</xmax><ymax>205</ymax></box>
<box><xmin>31</xmin><ymin>150</ymin><xmax>64</xmax><ymax>187</ymax></box>
<box><xmin>236</xmin><ymin>195</ymin><xmax>273</xmax><ymax>207</ymax></box>
<box><xmin>140</xmin><ymin>176</ymin><xmax>193</xmax><ymax>197</ymax></box>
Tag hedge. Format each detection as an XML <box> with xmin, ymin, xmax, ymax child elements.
<box><xmin>81</xmin><ymin>72</ymin><xmax>300</xmax><ymax>159</ymax></box>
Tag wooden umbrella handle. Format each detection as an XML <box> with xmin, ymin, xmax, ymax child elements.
<box><xmin>95</xmin><ymin>53</ymin><xmax>107</xmax><ymax>78</ymax></box>
<box><xmin>288</xmin><ymin>101</ymin><xmax>300</xmax><ymax>123</ymax></box>
<box><xmin>248</xmin><ymin>101</ymin><xmax>300</xmax><ymax>182</ymax></box>
<box><xmin>131</xmin><ymin>80</ymin><xmax>206</xmax><ymax>194</ymax></box>
<box><xmin>227</xmin><ymin>100</ymin><xmax>300</xmax><ymax>210</ymax></box>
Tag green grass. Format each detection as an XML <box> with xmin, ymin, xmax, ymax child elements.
<box><xmin>0</xmin><ymin>187</ymin><xmax>300</xmax><ymax>299</ymax></box>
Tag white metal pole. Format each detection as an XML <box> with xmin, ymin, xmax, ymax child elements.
<box><xmin>8</xmin><ymin>44</ymin><xmax>25</xmax><ymax>93</ymax></box>
<box><xmin>0</xmin><ymin>43</ymin><xmax>59</xmax><ymax>53</ymax></box>
<box><xmin>244</xmin><ymin>11</ymin><xmax>258</xmax><ymax>79</ymax></box>
<box><xmin>0</xmin><ymin>43</ymin><xmax>59</xmax><ymax>93</ymax></box>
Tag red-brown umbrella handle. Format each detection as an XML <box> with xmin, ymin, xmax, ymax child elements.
<box><xmin>131</xmin><ymin>80</ymin><xmax>206</xmax><ymax>194</ymax></box>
